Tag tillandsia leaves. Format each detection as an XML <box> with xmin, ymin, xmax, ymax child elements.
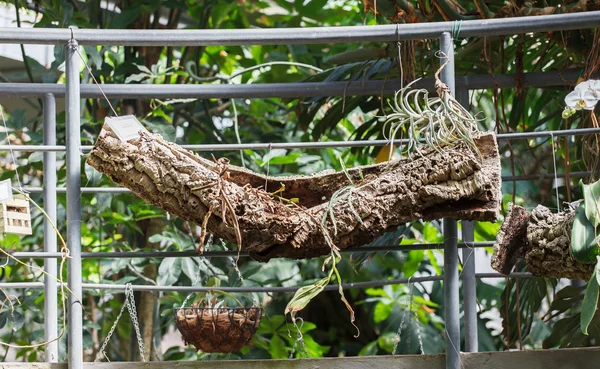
<box><xmin>382</xmin><ymin>79</ymin><xmax>480</xmax><ymax>159</ymax></box>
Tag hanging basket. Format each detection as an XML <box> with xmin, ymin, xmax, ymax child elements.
<box><xmin>174</xmin><ymin>307</ymin><xmax>262</xmax><ymax>353</ymax></box>
<box><xmin>0</xmin><ymin>195</ymin><xmax>32</xmax><ymax>236</ymax></box>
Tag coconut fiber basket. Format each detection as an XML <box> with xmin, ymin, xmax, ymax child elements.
<box><xmin>174</xmin><ymin>307</ymin><xmax>262</xmax><ymax>353</ymax></box>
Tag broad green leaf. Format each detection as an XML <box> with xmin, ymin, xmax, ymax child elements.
<box><xmin>376</xmin><ymin>332</ymin><xmax>397</xmax><ymax>352</ymax></box>
<box><xmin>358</xmin><ymin>340</ymin><xmax>379</xmax><ymax>356</ymax></box>
<box><xmin>124</xmin><ymin>73</ymin><xmax>149</xmax><ymax>83</ymax></box>
<box><xmin>581</xmin><ymin>269</ymin><xmax>599</xmax><ymax>335</ymax></box>
<box><xmin>285</xmin><ymin>276</ymin><xmax>329</xmax><ymax>318</ymax></box>
<box><xmin>260</xmin><ymin>149</ymin><xmax>287</xmax><ymax>167</ymax></box>
<box><xmin>0</xmin><ymin>311</ymin><xmax>8</xmax><ymax>330</ymax></box>
<box><xmin>268</xmin><ymin>334</ymin><xmax>288</xmax><ymax>359</ymax></box>
<box><xmin>205</xmin><ymin>276</ymin><xmax>221</xmax><ymax>288</ymax></box>
<box><xmin>301</xmin><ymin>333</ymin><xmax>331</xmax><ymax>357</ymax></box>
<box><xmin>267</xmin><ymin>154</ymin><xmax>301</xmax><ymax>165</ymax></box>
<box><xmin>402</xmin><ymin>250</ymin><xmax>425</xmax><ymax>277</ymax></box>
<box><xmin>582</xmin><ymin>179</ymin><xmax>600</xmax><ymax>227</ymax></box>
<box><xmin>373</xmin><ymin>302</ymin><xmax>393</xmax><ymax>323</ymax></box>
<box><xmin>109</xmin><ymin>6</ymin><xmax>142</xmax><ymax>28</ymax></box>
<box><xmin>571</xmin><ymin>204</ymin><xmax>598</xmax><ymax>263</ymax></box>
<box><xmin>7</xmin><ymin>311</ymin><xmax>24</xmax><ymax>332</ymax></box>
<box><xmin>181</xmin><ymin>258</ymin><xmax>200</xmax><ymax>282</ymax></box>
<box><xmin>158</xmin><ymin>258</ymin><xmax>182</xmax><ymax>286</ymax></box>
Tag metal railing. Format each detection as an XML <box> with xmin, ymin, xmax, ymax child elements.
<box><xmin>0</xmin><ymin>10</ymin><xmax>598</xmax><ymax>369</ymax></box>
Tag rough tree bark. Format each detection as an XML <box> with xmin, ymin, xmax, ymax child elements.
<box><xmin>87</xmin><ymin>125</ymin><xmax>501</xmax><ymax>262</ymax></box>
<box><xmin>492</xmin><ymin>203</ymin><xmax>595</xmax><ymax>280</ymax></box>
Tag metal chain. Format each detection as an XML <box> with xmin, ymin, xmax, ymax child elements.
<box><xmin>393</xmin><ymin>280</ymin><xmax>413</xmax><ymax>355</ymax></box>
<box><xmin>406</xmin><ymin>283</ymin><xmax>413</xmax><ymax>351</ymax></box>
<box><xmin>95</xmin><ymin>284</ymin><xmax>147</xmax><ymax>362</ymax></box>
<box><xmin>220</xmin><ymin>239</ymin><xmax>260</xmax><ymax>306</ymax></box>
<box><xmin>413</xmin><ymin>299</ymin><xmax>425</xmax><ymax>354</ymax></box>
<box><xmin>95</xmin><ymin>294</ymin><xmax>128</xmax><ymax>362</ymax></box>
<box><xmin>289</xmin><ymin>318</ymin><xmax>309</xmax><ymax>359</ymax></box>
<box><xmin>125</xmin><ymin>284</ymin><xmax>148</xmax><ymax>362</ymax></box>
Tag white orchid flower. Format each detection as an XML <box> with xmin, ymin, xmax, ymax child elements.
<box><xmin>565</xmin><ymin>80</ymin><xmax>598</xmax><ymax>111</ymax></box>
<box><xmin>587</xmin><ymin>79</ymin><xmax>600</xmax><ymax>99</ymax></box>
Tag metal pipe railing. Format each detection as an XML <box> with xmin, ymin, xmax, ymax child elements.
<box><xmin>16</xmin><ymin>171</ymin><xmax>590</xmax><ymax>195</ymax></box>
<box><xmin>42</xmin><ymin>93</ymin><xmax>58</xmax><ymax>362</ymax></box>
<box><xmin>0</xmin><ymin>13</ymin><xmax>595</xmax><ymax>366</ymax></box>
<box><xmin>0</xmin><ymin>69</ymin><xmax>584</xmax><ymax>99</ymax></box>
<box><xmin>440</xmin><ymin>32</ymin><xmax>461</xmax><ymax>369</ymax></box>
<box><xmin>0</xmin><ymin>11</ymin><xmax>598</xmax><ymax>45</ymax></box>
<box><xmin>0</xmin><ymin>272</ymin><xmax>533</xmax><ymax>294</ymax></box>
<box><xmin>65</xmin><ymin>39</ymin><xmax>83</xmax><ymax>369</ymax></box>
<box><xmin>6</xmin><ymin>242</ymin><xmax>496</xmax><ymax>260</ymax></box>
<box><xmin>2</xmin><ymin>127</ymin><xmax>599</xmax><ymax>154</ymax></box>
<box><xmin>457</xmin><ymin>86</ymin><xmax>478</xmax><ymax>353</ymax></box>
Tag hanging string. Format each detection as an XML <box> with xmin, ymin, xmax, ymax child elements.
<box><xmin>70</xmin><ymin>29</ymin><xmax>118</xmax><ymax>117</ymax></box>
<box><xmin>550</xmin><ymin>133</ymin><xmax>561</xmax><ymax>211</ymax></box>
<box><xmin>395</xmin><ymin>23</ymin><xmax>404</xmax><ymax>90</ymax></box>
<box><xmin>0</xmin><ymin>106</ymin><xmax>23</xmax><ymax>192</ymax></box>
<box><xmin>230</xmin><ymin>97</ymin><xmax>246</xmax><ymax>167</ymax></box>
<box><xmin>264</xmin><ymin>143</ymin><xmax>272</xmax><ymax>191</ymax></box>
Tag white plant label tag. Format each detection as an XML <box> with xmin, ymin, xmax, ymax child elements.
<box><xmin>0</xmin><ymin>179</ymin><xmax>13</xmax><ymax>203</ymax></box>
<box><xmin>105</xmin><ymin>115</ymin><xmax>149</xmax><ymax>142</ymax></box>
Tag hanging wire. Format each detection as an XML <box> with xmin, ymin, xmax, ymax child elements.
<box><xmin>0</xmin><ymin>106</ymin><xmax>23</xmax><ymax>192</ymax></box>
<box><xmin>550</xmin><ymin>132</ymin><xmax>561</xmax><ymax>211</ymax></box>
<box><xmin>70</xmin><ymin>29</ymin><xmax>118</xmax><ymax>117</ymax></box>
<box><xmin>395</xmin><ymin>23</ymin><xmax>404</xmax><ymax>90</ymax></box>
<box><xmin>264</xmin><ymin>143</ymin><xmax>272</xmax><ymax>191</ymax></box>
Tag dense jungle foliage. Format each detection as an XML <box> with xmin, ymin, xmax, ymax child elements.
<box><xmin>0</xmin><ymin>0</ymin><xmax>599</xmax><ymax>362</ymax></box>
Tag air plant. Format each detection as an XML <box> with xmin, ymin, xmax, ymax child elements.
<box><xmin>382</xmin><ymin>76</ymin><xmax>481</xmax><ymax>160</ymax></box>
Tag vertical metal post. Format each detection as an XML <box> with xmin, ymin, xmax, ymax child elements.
<box><xmin>66</xmin><ymin>34</ymin><xmax>83</xmax><ymax>369</ymax></box>
<box><xmin>461</xmin><ymin>221</ymin><xmax>478</xmax><ymax>352</ymax></box>
<box><xmin>457</xmin><ymin>85</ymin><xmax>478</xmax><ymax>353</ymax></box>
<box><xmin>43</xmin><ymin>93</ymin><xmax>58</xmax><ymax>362</ymax></box>
<box><xmin>440</xmin><ymin>32</ymin><xmax>461</xmax><ymax>369</ymax></box>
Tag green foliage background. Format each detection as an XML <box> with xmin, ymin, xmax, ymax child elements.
<box><xmin>0</xmin><ymin>0</ymin><xmax>598</xmax><ymax>362</ymax></box>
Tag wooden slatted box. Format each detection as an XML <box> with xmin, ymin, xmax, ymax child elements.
<box><xmin>0</xmin><ymin>195</ymin><xmax>32</xmax><ymax>235</ymax></box>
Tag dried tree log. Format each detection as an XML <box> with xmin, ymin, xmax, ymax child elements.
<box><xmin>492</xmin><ymin>203</ymin><xmax>595</xmax><ymax>280</ymax></box>
<box><xmin>87</xmin><ymin>125</ymin><xmax>501</xmax><ymax>262</ymax></box>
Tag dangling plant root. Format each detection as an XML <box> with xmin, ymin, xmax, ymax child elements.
<box><xmin>283</xmin><ymin>170</ymin><xmax>361</xmax><ymax>337</ymax></box>
<box><xmin>382</xmin><ymin>61</ymin><xmax>481</xmax><ymax>160</ymax></box>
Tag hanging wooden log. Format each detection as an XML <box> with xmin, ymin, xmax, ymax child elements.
<box><xmin>492</xmin><ymin>203</ymin><xmax>595</xmax><ymax>280</ymax></box>
<box><xmin>87</xmin><ymin>125</ymin><xmax>501</xmax><ymax>262</ymax></box>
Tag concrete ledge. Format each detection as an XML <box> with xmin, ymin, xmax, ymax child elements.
<box><xmin>1</xmin><ymin>348</ymin><xmax>599</xmax><ymax>369</ymax></box>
